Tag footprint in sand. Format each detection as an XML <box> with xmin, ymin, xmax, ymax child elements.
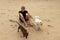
<box><xmin>1</xmin><ymin>13</ymin><xmax>6</xmax><ymax>15</ymax></box>
<box><xmin>9</xmin><ymin>19</ymin><xmax>18</xmax><ymax>27</ymax></box>
<box><xmin>10</xmin><ymin>25</ymin><xmax>15</xmax><ymax>28</ymax></box>
<box><xmin>1</xmin><ymin>23</ymin><xmax>4</xmax><ymax>25</ymax></box>
<box><xmin>44</xmin><ymin>19</ymin><xmax>51</xmax><ymax>22</ymax></box>
<box><xmin>10</xmin><ymin>24</ymin><xmax>17</xmax><ymax>28</ymax></box>
<box><xmin>8</xmin><ymin>10</ymin><xmax>11</xmax><ymax>11</ymax></box>
<box><xmin>47</xmin><ymin>31</ymin><xmax>50</xmax><ymax>35</ymax></box>
<box><xmin>9</xmin><ymin>19</ymin><xmax>15</xmax><ymax>22</ymax></box>
<box><xmin>47</xmin><ymin>25</ymin><xmax>53</xmax><ymax>28</ymax></box>
<box><xmin>14</xmin><ymin>24</ymin><xmax>17</xmax><ymax>27</ymax></box>
<box><xmin>0</xmin><ymin>16</ymin><xmax>1</xmax><ymax>17</ymax></box>
<box><xmin>10</xmin><ymin>25</ymin><xmax>13</xmax><ymax>26</ymax></box>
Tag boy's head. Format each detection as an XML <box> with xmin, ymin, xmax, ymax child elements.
<box><xmin>21</xmin><ymin>6</ymin><xmax>25</xmax><ymax>11</ymax></box>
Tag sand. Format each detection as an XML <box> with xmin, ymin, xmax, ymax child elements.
<box><xmin>0</xmin><ymin>0</ymin><xmax>60</xmax><ymax>40</ymax></box>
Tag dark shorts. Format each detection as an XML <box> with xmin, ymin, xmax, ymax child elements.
<box><xmin>19</xmin><ymin>18</ymin><xmax>29</xmax><ymax>23</ymax></box>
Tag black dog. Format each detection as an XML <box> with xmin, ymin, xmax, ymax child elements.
<box><xmin>9</xmin><ymin>20</ymin><xmax>28</xmax><ymax>39</ymax></box>
<box><xmin>18</xmin><ymin>25</ymin><xmax>28</xmax><ymax>39</ymax></box>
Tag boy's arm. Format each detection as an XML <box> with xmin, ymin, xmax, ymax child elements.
<box><xmin>26</xmin><ymin>13</ymin><xmax>33</xmax><ymax>19</ymax></box>
<box><xmin>26</xmin><ymin>13</ymin><xmax>31</xmax><ymax>18</ymax></box>
<box><xmin>19</xmin><ymin>13</ymin><xmax>23</xmax><ymax>17</ymax></box>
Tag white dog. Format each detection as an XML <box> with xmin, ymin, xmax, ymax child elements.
<box><xmin>33</xmin><ymin>16</ymin><xmax>43</xmax><ymax>31</ymax></box>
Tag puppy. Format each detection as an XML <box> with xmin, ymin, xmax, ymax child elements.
<box><xmin>33</xmin><ymin>16</ymin><xmax>43</xmax><ymax>31</ymax></box>
<box><xmin>9</xmin><ymin>20</ymin><xmax>28</xmax><ymax>39</ymax></box>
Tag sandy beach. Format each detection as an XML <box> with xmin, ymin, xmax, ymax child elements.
<box><xmin>0</xmin><ymin>0</ymin><xmax>60</xmax><ymax>40</ymax></box>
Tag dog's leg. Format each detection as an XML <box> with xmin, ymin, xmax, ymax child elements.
<box><xmin>35</xmin><ymin>23</ymin><xmax>41</xmax><ymax>31</ymax></box>
<box><xmin>38</xmin><ymin>24</ymin><xmax>43</xmax><ymax>31</ymax></box>
<box><xmin>38</xmin><ymin>27</ymin><xmax>41</xmax><ymax>31</ymax></box>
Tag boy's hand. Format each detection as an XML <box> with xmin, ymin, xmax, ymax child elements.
<box><xmin>24</xmin><ymin>22</ymin><xmax>28</xmax><ymax>27</ymax></box>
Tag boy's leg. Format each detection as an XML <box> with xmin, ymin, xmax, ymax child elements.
<box><xmin>19</xmin><ymin>16</ymin><xmax>28</xmax><ymax>27</ymax></box>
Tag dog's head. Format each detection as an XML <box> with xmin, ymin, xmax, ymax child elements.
<box><xmin>34</xmin><ymin>16</ymin><xmax>40</xmax><ymax>19</ymax></box>
<box><xmin>34</xmin><ymin>16</ymin><xmax>42</xmax><ymax>24</ymax></box>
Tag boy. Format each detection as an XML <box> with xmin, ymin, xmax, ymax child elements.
<box><xmin>19</xmin><ymin>6</ymin><xmax>32</xmax><ymax>27</ymax></box>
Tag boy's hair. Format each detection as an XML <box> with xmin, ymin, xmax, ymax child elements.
<box><xmin>21</xmin><ymin>6</ymin><xmax>25</xmax><ymax>9</ymax></box>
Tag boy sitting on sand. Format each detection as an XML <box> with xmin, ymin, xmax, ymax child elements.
<box><xmin>19</xmin><ymin>6</ymin><xmax>32</xmax><ymax>27</ymax></box>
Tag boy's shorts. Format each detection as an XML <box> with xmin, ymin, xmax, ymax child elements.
<box><xmin>19</xmin><ymin>18</ymin><xmax>29</xmax><ymax>23</ymax></box>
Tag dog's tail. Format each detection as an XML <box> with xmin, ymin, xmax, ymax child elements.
<box><xmin>9</xmin><ymin>20</ymin><xmax>20</xmax><ymax>25</ymax></box>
